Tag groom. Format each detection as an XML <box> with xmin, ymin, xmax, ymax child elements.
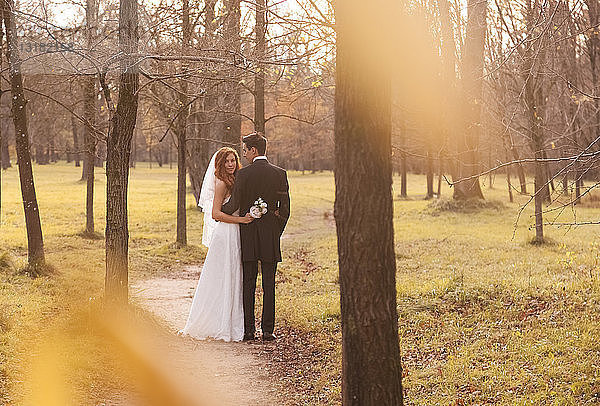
<box><xmin>222</xmin><ymin>132</ymin><xmax>290</xmax><ymax>341</ymax></box>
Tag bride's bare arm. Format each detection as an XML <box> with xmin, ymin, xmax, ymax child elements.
<box><xmin>212</xmin><ymin>180</ymin><xmax>253</xmax><ymax>224</ymax></box>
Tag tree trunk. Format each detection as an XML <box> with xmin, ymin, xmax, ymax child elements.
<box><xmin>83</xmin><ymin>74</ymin><xmax>96</xmax><ymax>234</ymax></box>
<box><xmin>176</xmin><ymin>0</ymin><xmax>190</xmax><ymax>247</ymax></box>
<box><xmin>0</xmin><ymin>127</ymin><xmax>9</xmax><ymax>169</ymax></box>
<box><xmin>586</xmin><ymin>0</ymin><xmax>600</xmax><ymax>144</ymax></box>
<box><xmin>524</xmin><ymin>0</ymin><xmax>544</xmax><ymax>243</ymax></box>
<box><xmin>399</xmin><ymin>118</ymin><xmax>407</xmax><ymax>198</ymax></box>
<box><xmin>488</xmin><ymin>148</ymin><xmax>493</xmax><ymax>189</ymax></box>
<box><xmin>254</xmin><ymin>0</ymin><xmax>266</xmax><ymax>134</ymax></box>
<box><xmin>95</xmin><ymin>140</ymin><xmax>105</xmax><ymax>167</ymax></box>
<box><xmin>83</xmin><ymin>0</ymin><xmax>97</xmax><ymax>235</ymax></box>
<box><xmin>105</xmin><ymin>0</ymin><xmax>139</xmax><ymax>305</ymax></box>
<box><xmin>0</xmin><ymin>89</ymin><xmax>9</xmax><ymax>168</ymax></box>
<box><xmin>2</xmin><ymin>0</ymin><xmax>45</xmax><ymax>266</ymax></box>
<box><xmin>508</xmin><ymin>143</ymin><xmax>527</xmax><ymax>194</ymax></box>
<box><xmin>506</xmin><ymin>150</ymin><xmax>513</xmax><ymax>203</ymax></box>
<box><xmin>437</xmin><ymin>0</ymin><xmax>458</xmax><ymax>196</ymax></box>
<box><xmin>130</xmin><ymin>126</ymin><xmax>136</xmax><ymax>168</ymax></box>
<box><xmin>183</xmin><ymin>0</ymin><xmax>215</xmax><ymax>204</ymax></box>
<box><xmin>49</xmin><ymin>136</ymin><xmax>57</xmax><ymax>162</ymax></box>
<box><xmin>169</xmin><ymin>138</ymin><xmax>173</xmax><ymax>170</ymax></box>
<box><xmin>565</xmin><ymin>2</ymin><xmax>582</xmax><ymax>200</ymax></box>
<box><xmin>437</xmin><ymin>154</ymin><xmax>443</xmax><ymax>196</ymax></box>
<box><xmin>185</xmin><ymin>109</ymin><xmax>210</xmax><ymax>204</ymax></box>
<box><xmin>453</xmin><ymin>0</ymin><xmax>487</xmax><ymax>200</ymax></box>
<box><xmin>400</xmin><ymin>150</ymin><xmax>407</xmax><ymax>198</ymax></box>
<box><xmin>37</xmin><ymin>145</ymin><xmax>49</xmax><ymax>165</ymax></box>
<box><xmin>542</xmin><ymin>148</ymin><xmax>553</xmax><ymax>201</ymax></box>
<box><xmin>334</xmin><ymin>0</ymin><xmax>403</xmax><ymax>404</ymax></box>
<box><xmin>426</xmin><ymin>148</ymin><xmax>434</xmax><ymax>199</ymax></box>
<box><xmin>224</xmin><ymin>0</ymin><xmax>242</xmax><ymax>146</ymax></box>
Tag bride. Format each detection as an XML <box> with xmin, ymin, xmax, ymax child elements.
<box><xmin>180</xmin><ymin>147</ymin><xmax>253</xmax><ymax>342</ymax></box>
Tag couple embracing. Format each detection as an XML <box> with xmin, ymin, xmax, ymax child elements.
<box><xmin>180</xmin><ymin>133</ymin><xmax>290</xmax><ymax>342</ymax></box>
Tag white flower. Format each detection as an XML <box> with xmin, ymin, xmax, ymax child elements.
<box><xmin>250</xmin><ymin>197</ymin><xmax>268</xmax><ymax>218</ymax></box>
<box><xmin>250</xmin><ymin>206</ymin><xmax>263</xmax><ymax>218</ymax></box>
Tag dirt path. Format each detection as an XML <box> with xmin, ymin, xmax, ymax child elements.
<box><xmin>125</xmin><ymin>265</ymin><xmax>284</xmax><ymax>406</ymax></box>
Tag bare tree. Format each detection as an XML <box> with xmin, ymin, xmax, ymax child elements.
<box><xmin>176</xmin><ymin>0</ymin><xmax>191</xmax><ymax>247</ymax></box>
<box><xmin>83</xmin><ymin>0</ymin><xmax>98</xmax><ymax>236</ymax></box>
<box><xmin>1</xmin><ymin>0</ymin><xmax>45</xmax><ymax>267</ymax></box>
<box><xmin>105</xmin><ymin>0</ymin><xmax>140</xmax><ymax>304</ymax></box>
<box><xmin>70</xmin><ymin>106</ymin><xmax>81</xmax><ymax>167</ymax></box>
<box><xmin>254</xmin><ymin>0</ymin><xmax>266</xmax><ymax>133</ymax></box>
<box><xmin>454</xmin><ymin>0</ymin><xmax>487</xmax><ymax>200</ymax></box>
<box><xmin>223</xmin><ymin>0</ymin><xmax>242</xmax><ymax>146</ymax></box>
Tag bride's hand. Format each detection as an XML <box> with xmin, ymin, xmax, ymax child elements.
<box><xmin>240</xmin><ymin>213</ymin><xmax>254</xmax><ymax>224</ymax></box>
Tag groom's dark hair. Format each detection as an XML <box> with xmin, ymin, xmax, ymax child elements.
<box><xmin>242</xmin><ymin>132</ymin><xmax>267</xmax><ymax>155</ymax></box>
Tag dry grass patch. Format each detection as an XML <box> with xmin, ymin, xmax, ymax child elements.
<box><xmin>426</xmin><ymin>197</ymin><xmax>506</xmax><ymax>214</ymax></box>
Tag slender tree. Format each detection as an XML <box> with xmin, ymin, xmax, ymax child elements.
<box><xmin>1</xmin><ymin>0</ymin><xmax>45</xmax><ymax>266</ymax></box>
<box><xmin>506</xmin><ymin>150</ymin><xmax>514</xmax><ymax>202</ymax></box>
<box><xmin>565</xmin><ymin>0</ymin><xmax>583</xmax><ymax>199</ymax></box>
<box><xmin>426</xmin><ymin>147</ymin><xmax>434</xmax><ymax>199</ymax></box>
<box><xmin>0</xmin><ymin>129</ymin><xmax>8</xmax><ymax>170</ymax></box>
<box><xmin>523</xmin><ymin>0</ymin><xmax>546</xmax><ymax>243</ymax></box>
<box><xmin>105</xmin><ymin>0</ymin><xmax>139</xmax><ymax>304</ymax></box>
<box><xmin>223</xmin><ymin>0</ymin><xmax>242</xmax><ymax>146</ymax></box>
<box><xmin>83</xmin><ymin>0</ymin><xmax>98</xmax><ymax>235</ymax></box>
<box><xmin>70</xmin><ymin>109</ymin><xmax>81</xmax><ymax>167</ymax></box>
<box><xmin>254</xmin><ymin>0</ymin><xmax>266</xmax><ymax>133</ymax></box>
<box><xmin>585</xmin><ymin>0</ymin><xmax>600</xmax><ymax>142</ymax></box>
<box><xmin>334</xmin><ymin>0</ymin><xmax>403</xmax><ymax>403</ymax></box>
<box><xmin>437</xmin><ymin>0</ymin><xmax>457</xmax><ymax>195</ymax></box>
<box><xmin>176</xmin><ymin>0</ymin><xmax>191</xmax><ymax>247</ymax></box>
<box><xmin>399</xmin><ymin>118</ymin><xmax>408</xmax><ymax>198</ymax></box>
<box><xmin>0</xmin><ymin>86</ymin><xmax>8</xmax><ymax>170</ymax></box>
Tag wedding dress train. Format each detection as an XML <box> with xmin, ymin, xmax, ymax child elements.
<box><xmin>180</xmin><ymin>208</ymin><xmax>244</xmax><ymax>342</ymax></box>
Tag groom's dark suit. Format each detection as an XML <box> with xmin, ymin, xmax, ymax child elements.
<box><xmin>222</xmin><ymin>157</ymin><xmax>290</xmax><ymax>336</ymax></box>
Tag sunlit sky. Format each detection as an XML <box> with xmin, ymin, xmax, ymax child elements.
<box><xmin>41</xmin><ymin>0</ymin><xmax>307</xmax><ymax>28</ymax></box>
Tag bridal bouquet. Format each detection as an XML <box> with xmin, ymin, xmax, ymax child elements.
<box><xmin>250</xmin><ymin>197</ymin><xmax>268</xmax><ymax>219</ymax></box>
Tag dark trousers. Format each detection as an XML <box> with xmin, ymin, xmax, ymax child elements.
<box><xmin>243</xmin><ymin>260</ymin><xmax>277</xmax><ymax>335</ymax></box>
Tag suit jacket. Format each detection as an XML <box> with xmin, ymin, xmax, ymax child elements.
<box><xmin>222</xmin><ymin>158</ymin><xmax>290</xmax><ymax>262</ymax></box>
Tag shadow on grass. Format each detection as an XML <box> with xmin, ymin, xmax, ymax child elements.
<box><xmin>0</xmin><ymin>251</ymin><xmax>15</xmax><ymax>274</ymax></box>
<box><xmin>425</xmin><ymin>197</ymin><xmax>506</xmax><ymax>215</ymax></box>
<box><xmin>18</xmin><ymin>261</ymin><xmax>57</xmax><ymax>278</ymax></box>
<box><xmin>78</xmin><ymin>230</ymin><xmax>104</xmax><ymax>240</ymax></box>
<box><xmin>526</xmin><ymin>235</ymin><xmax>558</xmax><ymax>247</ymax></box>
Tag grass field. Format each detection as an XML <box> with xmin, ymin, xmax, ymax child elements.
<box><xmin>1</xmin><ymin>162</ymin><xmax>600</xmax><ymax>404</ymax></box>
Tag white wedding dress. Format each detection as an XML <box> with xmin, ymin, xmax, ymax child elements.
<box><xmin>180</xmin><ymin>153</ymin><xmax>244</xmax><ymax>342</ymax></box>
